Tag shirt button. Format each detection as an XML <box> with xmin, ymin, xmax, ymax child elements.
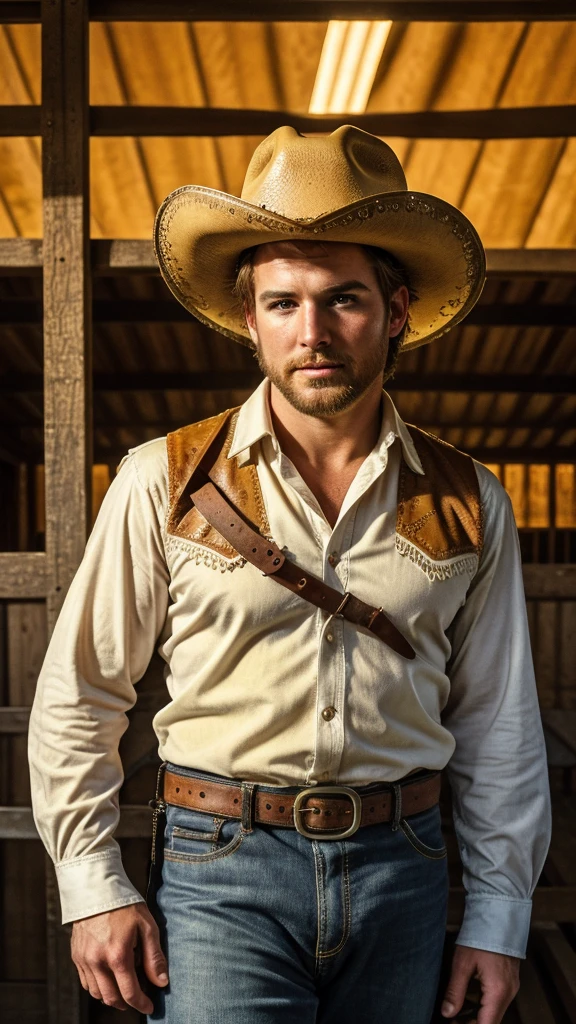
<box><xmin>325</xmin><ymin>632</ymin><xmax>334</xmax><ymax>643</ymax></box>
<box><xmin>321</xmin><ymin>706</ymin><xmax>337</xmax><ymax>721</ymax></box>
<box><xmin>328</xmin><ymin>552</ymin><xmax>340</xmax><ymax>567</ymax></box>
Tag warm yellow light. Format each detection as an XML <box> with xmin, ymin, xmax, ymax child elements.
<box><xmin>309</xmin><ymin>20</ymin><xmax>392</xmax><ymax>115</ymax></box>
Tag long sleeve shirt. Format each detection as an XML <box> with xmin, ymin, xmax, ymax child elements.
<box><xmin>28</xmin><ymin>380</ymin><xmax>551</xmax><ymax>955</ymax></box>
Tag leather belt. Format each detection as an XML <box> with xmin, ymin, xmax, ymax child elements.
<box><xmin>162</xmin><ymin>769</ymin><xmax>441</xmax><ymax>840</ymax></box>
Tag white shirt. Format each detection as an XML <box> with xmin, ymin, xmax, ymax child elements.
<box><xmin>28</xmin><ymin>381</ymin><xmax>551</xmax><ymax>956</ymax></box>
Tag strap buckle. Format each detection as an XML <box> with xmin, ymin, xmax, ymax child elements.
<box><xmin>293</xmin><ymin>786</ymin><xmax>362</xmax><ymax>840</ymax></box>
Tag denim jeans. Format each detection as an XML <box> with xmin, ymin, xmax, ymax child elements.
<box><xmin>148</xmin><ymin>765</ymin><xmax>448</xmax><ymax>1024</ymax></box>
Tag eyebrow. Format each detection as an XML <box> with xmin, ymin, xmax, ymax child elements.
<box><xmin>258</xmin><ymin>280</ymin><xmax>371</xmax><ymax>302</ymax></box>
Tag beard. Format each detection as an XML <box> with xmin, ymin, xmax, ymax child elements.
<box><xmin>255</xmin><ymin>336</ymin><xmax>388</xmax><ymax>418</ymax></box>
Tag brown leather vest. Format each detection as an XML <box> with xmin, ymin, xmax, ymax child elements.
<box><xmin>166</xmin><ymin>406</ymin><xmax>483</xmax><ymax>580</ymax></box>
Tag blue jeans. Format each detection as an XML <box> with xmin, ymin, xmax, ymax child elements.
<box><xmin>148</xmin><ymin>765</ymin><xmax>448</xmax><ymax>1024</ymax></box>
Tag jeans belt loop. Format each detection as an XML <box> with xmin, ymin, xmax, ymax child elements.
<box><xmin>391</xmin><ymin>782</ymin><xmax>402</xmax><ymax>832</ymax></box>
<box><xmin>241</xmin><ymin>782</ymin><xmax>256</xmax><ymax>833</ymax></box>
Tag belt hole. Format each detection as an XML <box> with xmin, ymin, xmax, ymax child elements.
<box><xmin>279</xmin><ymin>805</ymin><xmax>285</xmax><ymax>813</ymax></box>
<box><xmin>273</xmin><ymin>558</ymin><xmax>281</xmax><ymax>565</ymax></box>
<box><xmin>267</xmin><ymin>549</ymin><xmax>273</xmax><ymax>556</ymax></box>
<box><xmin>199</xmin><ymin>791</ymin><xmax>205</xmax><ymax>798</ymax></box>
<box><xmin>266</xmin><ymin>803</ymin><xmax>271</xmax><ymax>810</ymax></box>
<box><xmin>175</xmin><ymin>787</ymin><xmax>180</xmax><ymax>793</ymax></box>
<box><xmin>234</xmin><ymin>798</ymin><xmax>239</xmax><ymax>804</ymax></box>
<box><xmin>252</xmin><ymin>547</ymin><xmax>257</xmax><ymax>553</ymax></box>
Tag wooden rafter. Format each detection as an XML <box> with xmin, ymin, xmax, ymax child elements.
<box><xmin>3</xmin><ymin>103</ymin><xmax>576</xmax><ymax>139</ymax></box>
<box><xmin>1</xmin><ymin>371</ymin><xmax>575</xmax><ymax>394</ymax></box>
<box><xmin>3</xmin><ymin>1</ymin><xmax>576</xmax><ymax>24</ymax></box>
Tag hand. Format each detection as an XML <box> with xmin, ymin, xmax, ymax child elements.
<box><xmin>71</xmin><ymin>902</ymin><xmax>169</xmax><ymax>1013</ymax></box>
<box><xmin>441</xmin><ymin>945</ymin><xmax>520</xmax><ymax>1024</ymax></box>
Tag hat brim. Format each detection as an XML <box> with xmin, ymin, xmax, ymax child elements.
<box><xmin>154</xmin><ymin>184</ymin><xmax>486</xmax><ymax>350</ymax></box>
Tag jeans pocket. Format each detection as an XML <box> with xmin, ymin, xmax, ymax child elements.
<box><xmin>164</xmin><ymin>807</ymin><xmax>245</xmax><ymax>863</ymax></box>
<box><xmin>398</xmin><ymin>807</ymin><xmax>447</xmax><ymax>860</ymax></box>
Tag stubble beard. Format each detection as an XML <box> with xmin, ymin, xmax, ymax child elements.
<box><xmin>254</xmin><ymin>336</ymin><xmax>388</xmax><ymax>418</ymax></box>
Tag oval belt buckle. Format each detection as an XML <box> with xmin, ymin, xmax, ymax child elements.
<box><xmin>293</xmin><ymin>786</ymin><xmax>362</xmax><ymax>840</ymax></box>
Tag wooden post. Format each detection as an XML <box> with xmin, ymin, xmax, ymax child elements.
<box><xmin>42</xmin><ymin>1</ymin><xmax>92</xmax><ymax>1020</ymax></box>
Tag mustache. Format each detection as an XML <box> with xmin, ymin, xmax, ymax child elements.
<box><xmin>289</xmin><ymin>354</ymin><xmax>351</xmax><ymax>371</ymax></box>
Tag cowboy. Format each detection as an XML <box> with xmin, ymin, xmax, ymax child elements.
<box><xmin>29</xmin><ymin>126</ymin><xmax>550</xmax><ymax>1024</ymax></box>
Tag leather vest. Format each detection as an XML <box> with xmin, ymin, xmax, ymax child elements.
<box><xmin>165</xmin><ymin>406</ymin><xmax>483</xmax><ymax>581</ymax></box>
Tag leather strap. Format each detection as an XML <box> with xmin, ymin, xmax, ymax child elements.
<box><xmin>190</xmin><ymin>477</ymin><xmax>415</xmax><ymax>660</ymax></box>
<box><xmin>163</xmin><ymin>770</ymin><xmax>441</xmax><ymax>832</ymax></box>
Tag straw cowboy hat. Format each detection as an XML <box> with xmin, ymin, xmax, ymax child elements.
<box><xmin>154</xmin><ymin>125</ymin><xmax>486</xmax><ymax>350</ymax></box>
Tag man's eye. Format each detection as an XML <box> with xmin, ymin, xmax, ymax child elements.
<box><xmin>332</xmin><ymin>294</ymin><xmax>356</xmax><ymax>305</ymax></box>
<box><xmin>270</xmin><ymin>300</ymin><xmax>294</xmax><ymax>310</ymax></box>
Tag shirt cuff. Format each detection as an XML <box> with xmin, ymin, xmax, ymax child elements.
<box><xmin>455</xmin><ymin>893</ymin><xmax>532</xmax><ymax>959</ymax></box>
<box><xmin>55</xmin><ymin>848</ymin><xmax>145</xmax><ymax>925</ymax></box>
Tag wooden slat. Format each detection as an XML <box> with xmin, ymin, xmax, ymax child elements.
<box><xmin>523</xmin><ymin>565</ymin><xmax>576</xmax><ymax>600</ymax></box>
<box><xmin>0</xmin><ymin>706</ymin><xmax>32</xmax><ymax>733</ymax></box>
<box><xmin>0</xmin><ymin>981</ymin><xmax>47</xmax><ymax>1018</ymax></box>
<box><xmin>3</xmin><ymin>1</ymin><xmax>576</xmax><ymax>22</ymax></box>
<box><xmin>542</xmin><ymin>709</ymin><xmax>576</xmax><ymax>755</ymax></box>
<box><xmin>0</xmin><ymin>552</ymin><xmax>47</xmax><ymax>599</ymax></box>
<box><xmin>515</xmin><ymin>959</ymin><xmax>557</xmax><ymax>1024</ymax></box>
<box><xmin>533</xmin><ymin>924</ymin><xmax>576</xmax><ymax>1020</ymax></box>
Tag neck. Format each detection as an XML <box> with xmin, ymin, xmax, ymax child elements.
<box><xmin>268</xmin><ymin>376</ymin><xmax>384</xmax><ymax>474</ymax></box>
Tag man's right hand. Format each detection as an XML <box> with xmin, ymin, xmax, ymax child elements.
<box><xmin>71</xmin><ymin>902</ymin><xmax>169</xmax><ymax>1013</ymax></box>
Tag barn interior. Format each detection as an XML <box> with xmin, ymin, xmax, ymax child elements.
<box><xmin>0</xmin><ymin>4</ymin><xmax>575</xmax><ymax>1023</ymax></box>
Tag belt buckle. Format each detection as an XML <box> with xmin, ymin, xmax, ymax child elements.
<box><xmin>293</xmin><ymin>786</ymin><xmax>362</xmax><ymax>840</ymax></box>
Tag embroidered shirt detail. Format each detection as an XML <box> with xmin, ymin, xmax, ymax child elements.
<box><xmin>396</xmin><ymin>425</ymin><xmax>483</xmax><ymax>579</ymax></box>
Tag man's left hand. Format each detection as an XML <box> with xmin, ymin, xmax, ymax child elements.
<box><xmin>441</xmin><ymin>945</ymin><xmax>520</xmax><ymax>1023</ymax></box>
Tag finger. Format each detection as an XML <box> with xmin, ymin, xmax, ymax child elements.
<box><xmin>91</xmin><ymin>965</ymin><xmax>131</xmax><ymax>1012</ymax></box>
<box><xmin>139</xmin><ymin>918</ymin><xmax>169</xmax><ymax>987</ymax></box>
<box><xmin>476</xmin><ymin>983</ymin><xmax>515</xmax><ymax>1024</ymax></box>
<box><xmin>73</xmin><ymin>960</ymin><xmax>89</xmax><ymax>992</ymax></box>
<box><xmin>112</xmin><ymin>964</ymin><xmax>154</xmax><ymax>1015</ymax></box>
<box><xmin>82</xmin><ymin>965</ymin><xmax>104</xmax><ymax>1004</ymax></box>
<box><xmin>442</xmin><ymin>959</ymin><xmax>476</xmax><ymax>1018</ymax></box>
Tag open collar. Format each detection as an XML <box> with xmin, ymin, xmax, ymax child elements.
<box><xmin>228</xmin><ymin>378</ymin><xmax>424</xmax><ymax>475</ymax></box>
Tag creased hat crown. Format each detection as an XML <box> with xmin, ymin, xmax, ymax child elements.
<box><xmin>243</xmin><ymin>125</ymin><xmax>408</xmax><ymax>221</ymax></box>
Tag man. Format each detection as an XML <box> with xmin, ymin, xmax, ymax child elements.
<box><xmin>29</xmin><ymin>126</ymin><xmax>550</xmax><ymax>1023</ymax></box>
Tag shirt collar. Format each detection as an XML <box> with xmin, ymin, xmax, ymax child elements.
<box><xmin>227</xmin><ymin>378</ymin><xmax>424</xmax><ymax>475</ymax></box>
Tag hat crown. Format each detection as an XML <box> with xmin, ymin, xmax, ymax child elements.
<box><xmin>242</xmin><ymin>125</ymin><xmax>408</xmax><ymax>221</ymax></box>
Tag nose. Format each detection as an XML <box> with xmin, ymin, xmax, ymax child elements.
<box><xmin>298</xmin><ymin>300</ymin><xmax>331</xmax><ymax>350</ymax></box>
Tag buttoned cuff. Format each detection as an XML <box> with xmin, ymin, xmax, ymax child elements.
<box><xmin>455</xmin><ymin>893</ymin><xmax>532</xmax><ymax>959</ymax></box>
<box><xmin>55</xmin><ymin>848</ymin><xmax>145</xmax><ymax>925</ymax></box>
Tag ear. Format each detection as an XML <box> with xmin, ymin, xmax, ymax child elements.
<box><xmin>244</xmin><ymin>304</ymin><xmax>259</xmax><ymax>346</ymax></box>
<box><xmin>388</xmin><ymin>285</ymin><xmax>410</xmax><ymax>338</ymax></box>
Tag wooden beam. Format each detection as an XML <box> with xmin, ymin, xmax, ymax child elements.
<box><xmin>523</xmin><ymin>565</ymin><xmax>576</xmax><ymax>600</ymax></box>
<box><xmin>89</xmin><ymin>104</ymin><xmax>576</xmax><ymax>140</ymax></box>
<box><xmin>4</xmin><ymin>104</ymin><xmax>576</xmax><ymax>140</ymax></box>
<box><xmin>42</xmin><ymin>0</ymin><xmax>92</xmax><ymax>626</ymax></box>
<box><xmin>0</xmin><ymin>982</ymin><xmax>47</xmax><ymax>1017</ymax></box>
<box><xmin>3</xmin><ymin>371</ymin><xmax>576</xmax><ymax>395</ymax></box>
<box><xmin>3</xmin><ymin>1</ymin><xmax>576</xmax><ymax>22</ymax></box>
<box><xmin>0</xmin><ymin>706</ymin><xmax>31</xmax><ymax>733</ymax></box>
<box><xmin>533</xmin><ymin>925</ymin><xmax>576</xmax><ymax>1019</ymax></box>
<box><xmin>42</xmin><ymin>2</ymin><xmax>91</xmax><ymax>1021</ymax></box>
<box><xmin>1</xmin><ymin>241</ymin><xmax>576</xmax><ymax>279</ymax></box>
<box><xmin>0</xmin><ymin>552</ymin><xmax>47</xmax><ymax>599</ymax></box>
<box><xmin>2</xmin><ymin>300</ymin><xmax>575</xmax><ymax>326</ymax></box>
